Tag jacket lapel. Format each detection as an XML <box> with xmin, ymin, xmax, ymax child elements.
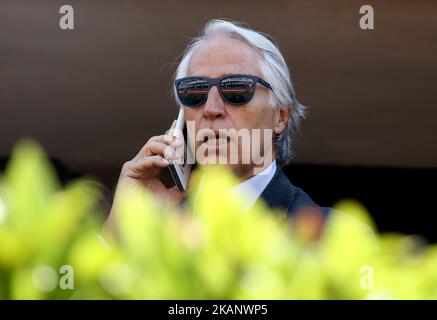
<box><xmin>259</xmin><ymin>165</ymin><xmax>321</xmax><ymax>215</ymax></box>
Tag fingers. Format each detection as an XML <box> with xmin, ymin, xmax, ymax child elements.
<box><xmin>127</xmin><ymin>119</ymin><xmax>184</xmax><ymax>178</ymax></box>
<box><xmin>150</xmin><ymin>134</ymin><xmax>182</xmax><ymax>146</ymax></box>
<box><xmin>165</xmin><ymin>119</ymin><xmax>177</xmax><ymax>137</ymax></box>
<box><xmin>146</xmin><ymin>141</ymin><xmax>179</xmax><ymax>159</ymax></box>
<box><xmin>170</xmin><ymin>119</ymin><xmax>177</xmax><ymax>130</ymax></box>
<box><xmin>125</xmin><ymin>155</ymin><xmax>169</xmax><ymax>179</ymax></box>
<box><xmin>151</xmin><ymin>118</ymin><xmax>182</xmax><ymax>147</ymax></box>
<box><xmin>136</xmin><ymin>135</ymin><xmax>183</xmax><ymax>159</ymax></box>
<box><xmin>166</xmin><ymin>119</ymin><xmax>184</xmax><ymax>140</ymax></box>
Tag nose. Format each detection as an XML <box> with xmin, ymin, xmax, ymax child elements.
<box><xmin>202</xmin><ymin>86</ymin><xmax>225</xmax><ymax>120</ymax></box>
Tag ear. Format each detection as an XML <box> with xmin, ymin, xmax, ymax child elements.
<box><xmin>273</xmin><ymin>107</ymin><xmax>290</xmax><ymax>135</ymax></box>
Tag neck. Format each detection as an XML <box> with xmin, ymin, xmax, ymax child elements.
<box><xmin>233</xmin><ymin>158</ymin><xmax>275</xmax><ymax>181</ymax></box>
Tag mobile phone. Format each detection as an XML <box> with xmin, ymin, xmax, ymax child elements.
<box><xmin>159</xmin><ymin>109</ymin><xmax>194</xmax><ymax>191</ymax></box>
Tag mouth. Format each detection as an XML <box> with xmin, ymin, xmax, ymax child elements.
<box><xmin>203</xmin><ymin>133</ymin><xmax>231</xmax><ymax>146</ymax></box>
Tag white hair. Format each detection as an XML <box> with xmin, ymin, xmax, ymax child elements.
<box><xmin>173</xmin><ymin>19</ymin><xmax>306</xmax><ymax>167</ymax></box>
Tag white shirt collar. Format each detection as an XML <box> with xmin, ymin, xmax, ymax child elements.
<box><xmin>229</xmin><ymin>160</ymin><xmax>277</xmax><ymax>212</ymax></box>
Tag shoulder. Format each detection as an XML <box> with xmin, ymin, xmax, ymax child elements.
<box><xmin>260</xmin><ymin>165</ymin><xmax>331</xmax><ymax>217</ymax></box>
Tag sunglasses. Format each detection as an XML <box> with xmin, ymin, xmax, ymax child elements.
<box><xmin>175</xmin><ymin>74</ymin><xmax>273</xmax><ymax>107</ymax></box>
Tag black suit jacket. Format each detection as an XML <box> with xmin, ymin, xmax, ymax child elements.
<box><xmin>259</xmin><ymin>165</ymin><xmax>331</xmax><ymax>217</ymax></box>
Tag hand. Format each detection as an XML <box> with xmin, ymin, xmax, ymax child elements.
<box><xmin>105</xmin><ymin>121</ymin><xmax>185</xmax><ymax>233</ymax></box>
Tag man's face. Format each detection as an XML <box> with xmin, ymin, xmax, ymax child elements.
<box><xmin>184</xmin><ymin>34</ymin><xmax>281</xmax><ymax>178</ymax></box>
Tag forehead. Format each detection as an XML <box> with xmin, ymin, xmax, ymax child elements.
<box><xmin>187</xmin><ymin>34</ymin><xmax>262</xmax><ymax>78</ymax></box>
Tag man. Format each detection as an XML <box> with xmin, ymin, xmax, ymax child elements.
<box><xmin>107</xmin><ymin>19</ymin><xmax>329</xmax><ymax>229</ymax></box>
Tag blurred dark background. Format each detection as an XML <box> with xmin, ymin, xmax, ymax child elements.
<box><xmin>1</xmin><ymin>1</ymin><xmax>436</xmax><ymax>240</ymax></box>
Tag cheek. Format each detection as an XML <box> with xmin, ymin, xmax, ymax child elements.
<box><xmin>234</xmin><ymin>104</ymin><xmax>274</xmax><ymax>131</ymax></box>
<box><xmin>249</xmin><ymin>91</ymin><xmax>274</xmax><ymax>125</ymax></box>
<box><xmin>183</xmin><ymin>108</ymin><xmax>203</xmax><ymax>131</ymax></box>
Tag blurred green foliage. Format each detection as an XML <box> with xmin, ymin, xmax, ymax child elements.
<box><xmin>1</xmin><ymin>140</ymin><xmax>437</xmax><ymax>299</ymax></box>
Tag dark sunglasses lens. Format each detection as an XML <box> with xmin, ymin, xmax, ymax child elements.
<box><xmin>177</xmin><ymin>78</ymin><xmax>209</xmax><ymax>107</ymax></box>
<box><xmin>220</xmin><ymin>76</ymin><xmax>255</xmax><ymax>104</ymax></box>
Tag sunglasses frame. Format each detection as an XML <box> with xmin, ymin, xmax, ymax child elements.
<box><xmin>175</xmin><ymin>74</ymin><xmax>273</xmax><ymax>108</ymax></box>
